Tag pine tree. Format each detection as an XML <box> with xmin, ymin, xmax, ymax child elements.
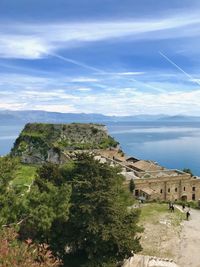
<box><xmin>64</xmin><ymin>153</ymin><xmax>142</xmax><ymax>266</ymax></box>
<box><xmin>129</xmin><ymin>178</ymin><xmax>135</xmax><ymax>193</ymax></box>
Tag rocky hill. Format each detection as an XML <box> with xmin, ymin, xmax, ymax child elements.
<box><xmin>11</xmin><ymin>123</ymin><xmax>119</xmax><ymax>164</ymax></box>
<box><xmin>2</xmin><ymin>110</ymin><xmax>199</xmax><ymax>126</ymax></box>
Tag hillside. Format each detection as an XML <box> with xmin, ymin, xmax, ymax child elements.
<box><xmin>11</xmin><ymin>123</ymin><xmax>119</xmax><ymax>164</ymax></box>
<box><xmin>2</xmin><ymin>110</ymin><xmax>200</xmax><ymax>126</ymax></box>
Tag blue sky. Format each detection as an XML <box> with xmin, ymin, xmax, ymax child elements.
<box><xmin>1</xmin><ymin>0</ymin><xmax>200</xmax><ymax>115</ymax></box>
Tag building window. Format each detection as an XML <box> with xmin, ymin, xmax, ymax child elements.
<box><xmin>192</xmin><ymin>194</ymin><xmax>196</xmax><ymax>201</ymax></box>
<box><xmin>168</xmin><ymin>188</ymin><xmax>170</xmax><ymax>193</ymax></box>
<box><xmin>183</xmin><ymin>187</ymin><xmax>186</xmax><ymax>191</ymax></box>
<box><xmin>175</xmin><ymin>188</ymin><xmax>177</xmax><ymax>192</ymax></box>
<box><xmin>160</xmin><ymin>189</ymin><xmax>163</xmax><ymax>194</ymax></box>
<box><xmin>193</xmin><ymin>187</ymin><xmax>196</xmax><ymax>191</ymax></box>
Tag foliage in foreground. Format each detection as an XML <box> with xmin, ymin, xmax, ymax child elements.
<box><xmin>19</xmin><ymin>163</ymin><xmax>72</xmax><ymax>253</ymax></box>
<box><xmin>0</xmin><ymin>228</ymin><xmax>61</xmax><ymax>267</ymax></box>
<box><xmin>0</xmin><ymin>154</ymin><xmax>142</xmax><ymax>267</ymax></box>
<box><xmin>63</xmin><ymin>154</ymin><xmax>142</xmax><ymax>266</ymax></box>
<box><xmin>0</xmin><ymin>156</ymin><xmax>26</xmax><ymax>226</ymax></box>
<box><xmin>129</xmin><ymin>178</ymin><xmax>135</xmax><ymax>193</ymax></box>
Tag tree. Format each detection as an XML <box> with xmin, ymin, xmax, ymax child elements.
<box><xmin>8</xmin><ymin>155</ymin><xmax>142</xmax><ymax>266</ymax></box>
<box><xmin>64</xmin><ymin>153</ymin><xmax>142</xmax><ymax>266</ymax></box>
<box><xmin>0</xmin><ymin>156</ymin><xmax>25</xmax><ymax>227</ymax></box>
<box><xmin>19</xmin><ymin>163</ymin><xmax>72</xmax><ymax>256</ymax></box>
<box><xmin>0</xmin><ymin>156</ymin><xmax>19</xmax><ymax>190</ymax></box>
<box><xmin>129</xmin><ymin>179</ymin><xmax>135</xmax><ymax>194</ymax></box>
<box><xmin>183</xmin><ymin>168</ymin><xmax>194</xmax><ymax>176</ymax></box>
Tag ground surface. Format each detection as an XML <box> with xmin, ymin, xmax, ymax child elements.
<box><xmin>176</xmin><ymin>207</ymin><xmax>200</xmax><ymax>267</ymax></box>
<box><xmin>138</xmin><ymin>203</ymin><xmax>200</xmax><ymax>267</ymax></box>
<box><xmin>138</xmin><ymin>203</ymin><xmax>184</xmax><ymax>260</ymax></box>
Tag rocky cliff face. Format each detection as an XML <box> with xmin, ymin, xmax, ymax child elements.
<box><xmin>11</xmin><ymin>123</ymin><xmax>119</xmax><ymax>164</ymax></box>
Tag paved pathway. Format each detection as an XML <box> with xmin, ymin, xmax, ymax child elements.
<box><xmin>176</xmin><ymin>207</ymin><xmax>200</xmax><ymax>267</ymax></box>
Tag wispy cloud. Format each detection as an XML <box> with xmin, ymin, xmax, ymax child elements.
<box><xmin>98</xmin><ymin>72</ymin><xmax>145</xmax><ymax>76</ymax></box>
<box><xmin>2</xmin><ymin>13</ymin><xmax>200</xmax><ymax>59</ymax></box>
<box><xmin>68</xmin><ymin>77</ymin><xmax>99</xmax><ymax>83</ymax></box>
<box><xmin>50</xmin><ymin>53</ymin><xmax>103</xmax><ymax>73</ymax></box>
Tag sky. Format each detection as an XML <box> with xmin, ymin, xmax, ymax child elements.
<box><xmin>1</xmin><ymin>0</ymin><xmax>200</xmax><ymax>116</ymax></box>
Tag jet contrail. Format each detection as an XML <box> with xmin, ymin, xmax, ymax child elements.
<box><xmin>50</xmin><ymin>52</ymin><xmax>104</xmax><ymax>74</ymax></box>
<box><xmin>131</xmin><ymin>77</ymin><xmax>166</xmax><ymax>93</ymax></box>
<box><xmin>49</xmin><ymin>52</ymin><xmax>168</xmax><ymax>93</ymax></box>
<box><xmin>159</xmin><ymin>51</ymin><xmax>200</xmax><ymax>86</ymax></box>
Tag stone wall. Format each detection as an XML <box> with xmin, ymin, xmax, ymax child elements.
<box><xmin>133</xmin><ymin>175</ymin><xmax>200</xmax><ymax>202</ymax></box>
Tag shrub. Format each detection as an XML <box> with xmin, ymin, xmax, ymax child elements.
<box><xmin>0</xmin><ymin>228</ymin><xmax>62</xmax><ymax>267</ymax></box>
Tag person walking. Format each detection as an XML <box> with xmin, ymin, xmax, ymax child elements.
<box><xmin>186</xmin><ymin>208</ymin><xmax>190</xmax><ymax>220</ymax></box>
<box><xmin>171</xmin><ymin>204</ymin><xmax>175</xmax><ymax>212</ymax></box>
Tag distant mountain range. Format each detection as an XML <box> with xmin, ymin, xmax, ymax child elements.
<box><xmin>0</xmin><ymin>110</ymin><xmax>200</xmax><ymax>125</ymax></box>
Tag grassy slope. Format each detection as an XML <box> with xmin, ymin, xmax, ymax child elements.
<box><xmin>138</xmin><ymin>203</ymin><xmax>184</xmax><ymax>259</ymax></box>
<box><xmin>11</xmin><ymin>164</ymin><xmax>37</xmax><ymax>190</ymax></box>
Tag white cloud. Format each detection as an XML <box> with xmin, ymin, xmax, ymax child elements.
<box><xmin>1</xmin><ymin>66</ymin><xmax>200</xmax><ymax>116</ymax></box>
<box><xmin>116</xmin><ymin>72</ymin><xmax>145</xmax><ymax>76</ymax></box>
<box><xmin>32</xmin><ymin>104</ymin><xmax>77</xmax><ymax>113</ymax></box>
<box><xmin>0</xmin><ymin>35</ymin><xmax>49</xmax><ymax>59</ymax></box>
<box><xmin>0</xmin><ymin>102</ymin><xmax>26</xmax><ymax>110</ymax></box>
<box><xmin>1</xmin><ymin>13</ymin><xmax>200</xmax><ymax>59</ymax></box>
<box><xmin>68</xmin><ymin>77</ymin><xmax>99</xmax><ymax>83</ymax></box>
<box><xmin>1</xmin><ymin>85</ymin><xmax>200</xmax><ymax>116</ymax></box>
<box><xmin>23</xmin><ymin>90</ymin><xmax>79</xmax><ymax>100</ymax></box>
<box><xmin>97</xmin><ymin>71</ymin><xmax>145</xmax><ymax>76</ymax></box>
<box><xmin>76</xmin><ymin>88</ymin><xmax>92</xmax><ymax>92</ymax></box>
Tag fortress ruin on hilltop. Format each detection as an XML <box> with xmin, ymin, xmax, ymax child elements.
<box><xmin>11</xmin><ymin>122</ymin><xmax>200</xmax><ymax>203</ymax></box>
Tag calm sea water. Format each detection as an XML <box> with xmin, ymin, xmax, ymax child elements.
<box><xmin>107</xmin><ymin>121</ymin><xmax>200</xmax><ymax>176</ymax></box>
<box><xmin>1</xmin><ymin>122</ymin><xmax>200</xmax><ymax>175</ymax></box>
<box><xmin>0</xmin><ymin>125</ymin><xmax>24</xmax><ymax>155</ymax></box>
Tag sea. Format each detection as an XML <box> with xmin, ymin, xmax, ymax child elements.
<box><xmin>1</xmin><ymin>121</ymin><xmax>200</xmax><ymax>176</ymax></box>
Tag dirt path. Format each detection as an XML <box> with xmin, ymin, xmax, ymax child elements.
<box><xmin>176</xmin><ymin>207</ymin><xmax>200</xmax><ymax>267</ymax></box>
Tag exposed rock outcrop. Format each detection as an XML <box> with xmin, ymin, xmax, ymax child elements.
<box><xmin>11</xmin><ymin>123</ymin><xmax>119</xmax><ymax>164</ymax></box>
<box><xmin>123</xmin><ymin>255</ymin><xmax>179</xmax><ymax>267</ymax></box>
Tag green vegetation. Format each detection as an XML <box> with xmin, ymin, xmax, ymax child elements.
<box><xmin>183</xmin><ymin>168</ymin><xmax>194</xmax><ymax>176</ymax></box>
<box><xmin>12</xmin><ymin>163</ymin><xmax>37</xmax><ymax>189</ymax></box>
<box><xmin>62</xmin><ymin>154</ymin><xmax>142</xmax><ymax>266</ymax></box>
<box><xmin>0</xmin><ymin>154</ymin><xmax>142</xmax><ymax>267</ymax></box>
<box><xmin>139</xmin><ymin>203</ymin><xmax>168</xmax><ymax>222</ymax></box>
<box><xmin>0</xmin><ymin>157</ymin><xmax>29</xmax><ymax>226</ymax></box>
<box><xmin>99</xmin><ymin>136</ymin><xmax>119</xmax><ymax>149</ymax></box>
<box><xmin>11</xmin><ymin>123</ymin><xmax>119</xmax><ymax>164</ymax></box>
<box><xmin>0</xmin><ymin>228</ymin><xmax>61</xmax><ymax>267</ymax></box>
<box><xmin>143</xmin><ymin>173</ymin><xmax>151</xmax><ymax>179</ymax></box>
<box><xmin>139</xmin><ymin>203</ymin><xmax>184</xmax><ymax>259</ymax></box>
<box><xmin>139</xmin><ymin>203</ymin><xmax>184</xmax><ymax>225</ymax></box>
<box><xmin>20</xmin><ymin>164</ymin><xmax>72</xmax><ymax>254</ymax></box>
<box><xmin>129</xmin><ymin>178</ymin><xmax>135</xmax><ymax>193</ymax></box>
<box><xmin>176</xmin><ymin>200</ymin><xmax>200</xmax><ymax>209</ymax></box>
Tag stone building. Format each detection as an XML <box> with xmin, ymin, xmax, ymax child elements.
<box><xmin>123</xmin><ymin>159</ymin><xmax>200</xmax><ymax>202</ymax></box>
<box><xmin>98</xmin><ymin>150</ymin><xmax>200</xmax><ymax>202</ymax></box>
<box><xmin>132</xmin><ymin>169</ymin><xmax>200</xmax><ymax>202</ymax></box>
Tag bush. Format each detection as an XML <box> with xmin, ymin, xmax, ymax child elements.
<box><xmin>0</xmin><ymin>228</ymin><xmax>61</xmax><ymax>267</ymax></box>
